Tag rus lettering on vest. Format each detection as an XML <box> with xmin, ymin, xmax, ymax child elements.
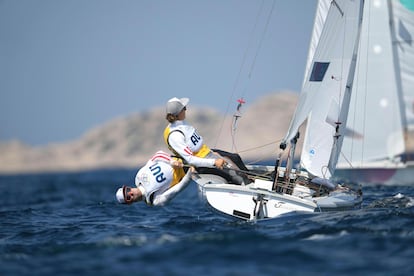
<box><xmin>190</xmin><ymin>131</ymin><xmax>201</xmax><ymax>146</ymax></box>
<box><xmin>149</xmin><ymin>164</ymin><xmax>167</xmax><ymax>183</ymax></box>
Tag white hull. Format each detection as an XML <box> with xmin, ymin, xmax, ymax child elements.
<box><xmin>195</xmin><ymin>166</ymin><xmax>362</xmax><ymax>221</ymax></box>
<box><xmin>335</xmin><ymin>161</ymin><xmax>414</xmax><ymax>186</ymax></box>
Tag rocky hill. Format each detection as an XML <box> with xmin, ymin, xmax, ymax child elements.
<box><xmin>0</xmin><ymin>92</ymin><xmax>299</xmax><ymax>174</ymax></box>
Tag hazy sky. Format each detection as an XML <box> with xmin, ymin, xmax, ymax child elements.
<box><xmin>0</xmin><ymin>0</ymin><xmax>317</xmax><ymax>146</ymax></box>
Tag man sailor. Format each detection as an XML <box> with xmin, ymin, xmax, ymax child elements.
<box><xmin>115</xmin><ymin>151</ymin><xmax>194</xmax><ymax>206</ymax></box>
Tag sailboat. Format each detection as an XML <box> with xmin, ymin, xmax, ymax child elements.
<box><xmin>333</xmin><ymin>0</ymin><xmax>414</xmax><ymax>185</ymax></box>
<box><xmin>194</xmin><ymin>0</ymin><xmax>364</xmax><ymax>221</ymax></box>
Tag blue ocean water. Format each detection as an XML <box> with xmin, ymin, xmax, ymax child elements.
<box><xmin>1</xmin><ymin>169</ymin><xmax>414</xmax><ymax>276</ymax></box>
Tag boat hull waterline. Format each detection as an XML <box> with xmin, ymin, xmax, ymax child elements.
<box><xmin>195</xmin><ymin>166</ymin><xmax>362</xmax><ymax>222</ymax></box>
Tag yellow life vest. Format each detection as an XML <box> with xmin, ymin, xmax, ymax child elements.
<box><xmin>170</xmin><ymin>163</ymin><xmax>186</xmax><ymax>187</ymax></box>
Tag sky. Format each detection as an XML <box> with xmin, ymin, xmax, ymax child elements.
<box><xmin>0</xmin><ymin>0</ymin><xmax>317</xmax><ymax>146</ymax></box>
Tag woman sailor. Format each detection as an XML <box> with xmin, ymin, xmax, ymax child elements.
<box><xmin>163</xmin><ymin>97</ymin><xmax>249</xmax><ymax>185</ymax></box>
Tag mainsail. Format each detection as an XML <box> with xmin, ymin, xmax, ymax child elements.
<box><xmin>283</xmin><ymin>0</ymin><xmax>363</xmax><ymax>178</ymax></box>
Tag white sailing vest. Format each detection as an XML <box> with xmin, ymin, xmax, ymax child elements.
<box><xmin>163</xmin><ymin>121</ymin><xmax>210</xmax><ymax>158</ymax></box>
<box><xmin>135</xmin><ymin>160</ymin><xmax>174</xmax><ymax>205</ymax></box>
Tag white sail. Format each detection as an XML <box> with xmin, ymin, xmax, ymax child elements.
<box><xmin>394</xmin><ymin>1</ymin><xmax>414</xmax><ymax>130</ymax></box>
<box><xmin>283</xmin><ymin>0</ymin><xmax>363</xmax><ymax>178</ymax></box>
<box><xmin>339</xmin><ymin>0</ymin><xmax>414</xmax><ymax>168</ymax></box>
<box><xmin>303</xmin><ymin>0</ymin><xmax>330</xmax><ymax>87</ymax></box>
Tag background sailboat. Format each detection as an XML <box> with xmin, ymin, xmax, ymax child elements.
<box><xmin>312</xmin><ymin>0</ymin><xmax>414</xmax><ymax>185</ymax></box>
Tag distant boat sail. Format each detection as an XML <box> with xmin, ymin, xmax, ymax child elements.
<box><xmin>335</xmin><ymin>0</ymin><xmax>414</xmax><ymax>185</ymax></box>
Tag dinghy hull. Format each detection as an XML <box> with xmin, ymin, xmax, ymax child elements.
<box><xmin>195</xmin><ymin>168</ymin><xmax>362</xmax><ymax>222</ymax></box>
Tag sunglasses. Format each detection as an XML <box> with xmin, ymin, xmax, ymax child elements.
<box><xmin>122</xmin><ymin>185</ymin><xmax>133</xmax><ymax>204</ymax></box>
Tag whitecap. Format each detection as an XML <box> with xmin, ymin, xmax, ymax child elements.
<box><xmin>393</xmin><ymin>193</ymin><xmax>414</xmax><ymax>207</ymax></box>
<box><xmin>394</xmin><ymin>193</ymin><xmax>404</xmax><ymax>199</ymax></box>
<box><xmin>304</xmin><ymin>230</ymin><xmax>349</xmax><ymax>241</ymax></box>
<box><xmin>100</xmin><ymin>235</ymin><xmax>149</xmax><ymax>247</ymax></box>
<box><xmin>406</xmin><ymin>197</ymin><xmax>414</xmax><ymax>208</ymax></box>
<box><xmin>156</xmin><ymin>233</ymin><xmax>179</xmax><ymax>244</ymax></box>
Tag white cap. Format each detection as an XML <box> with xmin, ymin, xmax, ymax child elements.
<box><xmin>166</xmin><ymin>97</ymin><xmax>189</xmax><ymax>116</ymax></box>
<box><xmin>116</xmin><ymin>187</ymin><xmax>125</xmax><ymax>203</ymax></box>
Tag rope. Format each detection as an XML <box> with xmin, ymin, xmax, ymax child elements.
<box><xmin>185</xmin><ymin>163</ymin><xmax>272</xmax><ymax>180</ymax></box>
<box><xmin>237</xmin><ymin>139</ymin><xmax>284</xmax><ymax>165</ymax></box>
<box><xmin>339</xmin><ymin>150</ymin><xmax>354</xmax><ymax>168</ymax></box>
<box><xmin>237</xmin><ymin>139</ymin><xmax>281</xmax><ymax>154</ymax></box>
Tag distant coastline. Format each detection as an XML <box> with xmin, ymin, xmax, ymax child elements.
<box><xmin>0</xmin><ymin>92</ymin><xmax>299</xmax><ymax>175</ymax></box>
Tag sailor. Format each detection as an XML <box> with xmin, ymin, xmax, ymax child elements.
<box><xmin>115</xmin><ymin>151</ymin><xmax>194</xmax><ymax>206</ymax></box>
<box><xmin>163</xmin><ymin>97</ymin><xmax>249</xmax><ymax>185</ymax></box>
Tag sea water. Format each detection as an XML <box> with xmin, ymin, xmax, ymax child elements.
<box><xmin>1</xmin><ymin>169</ymin><xmax>414</xmax><ymax>275</ymax></box>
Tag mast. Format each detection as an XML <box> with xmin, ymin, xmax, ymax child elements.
<box><xmin>328</xmin><ymin>0</ymin><xmax>365</xmax><ymax>173</ymax></box>
<box><xmin>387</xmin><ymin>0</ymin><xmax>409</xmax><ymax>160</ymax></box>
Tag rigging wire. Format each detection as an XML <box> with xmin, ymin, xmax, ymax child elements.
<box><xmin>214</xmin><ymin>0</ymin><xmax>276</xmax><ymax>152</ymax></box>
<box><xmin>228</xmin><ymin>0</ymin><xmax>277</xmax><ymax>153</ymax></box>
<box><xmin>330</xmin><ymin>8</ymin><xmax>349</xmax><ymax>172</ymax></box>
<box><xmin>213</xmin><ymin>0</ymin><xmax>266</xmax><ymax>148</ymax></box>
<box><xmin>246</xmin><ymin>0</ymin><xmax>276</xmax><ymax>83</ymax></box>
<box><xmin>339</xmin><ymin>150</ymin><xmax>354</xmax><ymax>168</ymax></box>
<box><xmin>360</xmin><ymin>2</ymin><xmax>371</xmax><ymax>165</ymax></box>
<box><xmin>237</xmin><ymin>138</ymin><xmax>283</xmax><ymax>165</ymax></box>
